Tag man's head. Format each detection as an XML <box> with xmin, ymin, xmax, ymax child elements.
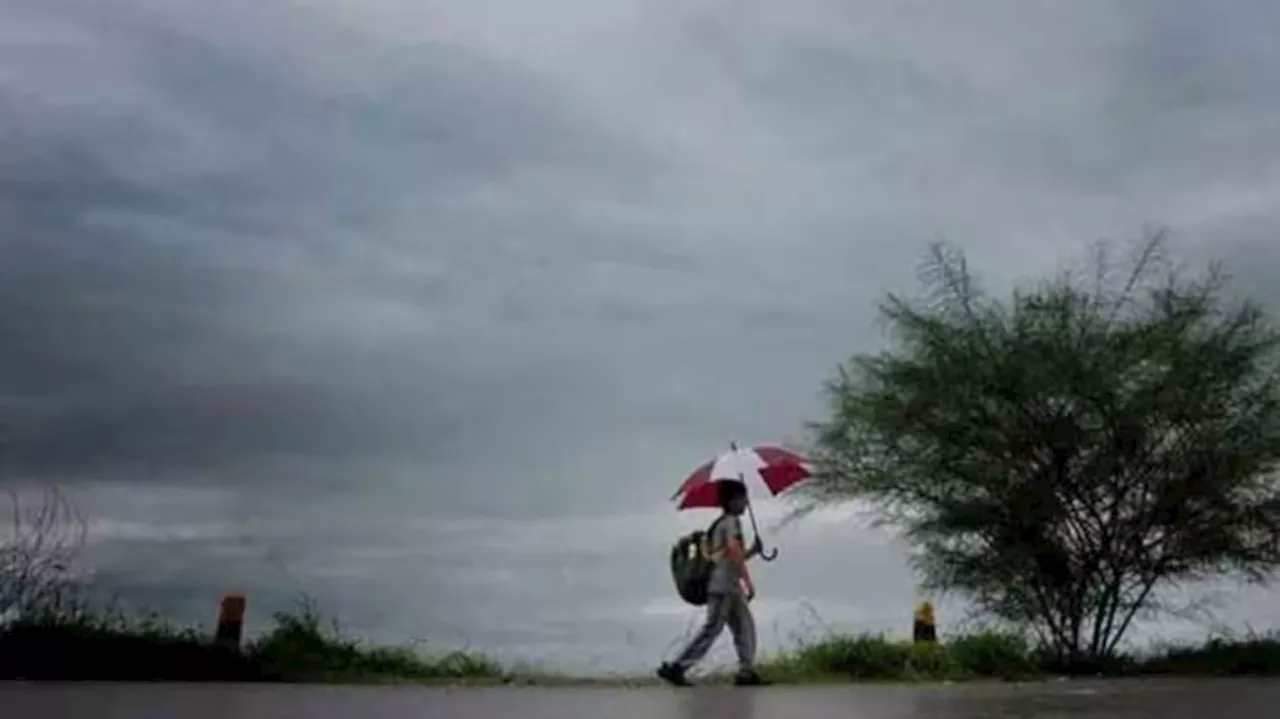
<box><xmin>718</xmin><ymin>479</ymin><xmax>748</xmax><ymax>515</ymax></box>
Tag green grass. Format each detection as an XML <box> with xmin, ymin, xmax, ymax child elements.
<box><xmin>0</xmin><ymin>597</ymin><xmax>506</xmax><ymax>684</ymax></box>
<box><xmin>1134</xmin><ymin>630</ymin><xmax>1280</xmax><ymax>677</ymax></box>
<box><xmin>758</xmin><ymin>630</ymin><xmax>1038</xmax><ymax>683</ymax></box>
<box><xmin>247</xmin><ymin>598</ymin><xmax>505</xmax><ymax>683</ymax></box>
<box><xmin>0</xmin><ymin>604</ymin><xmax>257</xmax><ymax>681</ymax></box>
<box><xmin>5</xmin><ymin>598</ymin><xmax>1280</xmax><ymax>684</ymax></box>
<box><xmin>757</xmin><ymin>629</ymin><xmax>1280</xmax><ymax>683</ymax></box>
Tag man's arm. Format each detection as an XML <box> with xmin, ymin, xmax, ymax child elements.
<box><xmin>724</xmin><ymin>525</ymin><xmax>756</xmax><ymax>599</ymax></box>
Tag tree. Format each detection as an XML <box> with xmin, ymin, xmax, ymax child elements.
<box><xmin>0</xmin><ymin>485</ymin><xmax>86</xmax><ymax>621</ymax></box>
<box><xmin>801</xmin><ymin>233</ymin><xmax>1280</xmax><ymax>666</ymax></box>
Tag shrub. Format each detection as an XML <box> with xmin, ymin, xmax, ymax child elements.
<box><xmin>945</xmin><ymin>630</ymin><xmax>1036</xmax><ymax>678</ymax></box>
<box><xmin>1137</xmin><ymin>631</ymin><xmax>1280</xmax><ymax>676</ymax></box>
<box><xmin>247</xmin><ymin>597</ymin><xmax>505</xmax><ymax>682</ymax></box>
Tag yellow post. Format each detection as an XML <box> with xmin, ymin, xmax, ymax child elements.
<box><xmin>215</xmin><ymin>592</ymin><xmax>247</xmax><ymax>651</ymax></box>
<box><xmin>913</xmin><ymin>601</ymin><xmax>937</xmax><ymax>644</ymax></box>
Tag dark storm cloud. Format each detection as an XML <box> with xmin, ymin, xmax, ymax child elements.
<box><xmin>0</xmin><ymin>1</ymin><xmax>853</xmax><ymax>518</ymax></box>
<box><xmin>0</xmin><ymin>0</ymin><xmax>683</xmax><ymax>509</ymax></box>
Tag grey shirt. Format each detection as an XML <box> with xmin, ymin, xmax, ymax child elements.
<box><xmin>706</xmin><ymin>513</ymin><xmax>745</xmax><ymax>596</ymax></box>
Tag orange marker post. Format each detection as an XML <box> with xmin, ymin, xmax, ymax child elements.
<box><xmin>216</xmin><ymin>592</ymin><xmax>247</xmax><ymax>651</ymax></box>
<box><xmin>913</xmin><ymin>601</ymin><xmax>937</xmax><ymax>644</ymax></box>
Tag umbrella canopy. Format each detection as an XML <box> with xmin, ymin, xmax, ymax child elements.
<box><xmin>672</xmin><ymin>444</ymin><xmax>811</xmax><ymax>510</ymax></box>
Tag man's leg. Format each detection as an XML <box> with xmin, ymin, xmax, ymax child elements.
<box><xmin>658</xmin><ymin>594</ymin><xmax>730</xmax><ymax>684</ymax></box>
<box><xmin>674</xmin><ymin>594</ymin><xmax>731</xmax><ymax>670</ymax></box>
<box><xmin>725</xmin><ymin>594</ymin><xmax>757</xmax><ymax>672</ymax></box>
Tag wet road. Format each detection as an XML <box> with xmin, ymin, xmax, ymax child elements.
<box><xmin>3</xmin><ymin>678</ymin><xmax>1279</xmax><ymax>718</ymax></box>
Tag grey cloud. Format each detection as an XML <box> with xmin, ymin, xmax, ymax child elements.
<box><xmin>1</xmin><ymin>0</ymin><xmax>686</xmax><ymax>512</ymax></box>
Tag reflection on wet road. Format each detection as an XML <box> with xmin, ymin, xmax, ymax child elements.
<box><xmin>3</xmin><ymin>677</ymin><xmax>1278</xmax><ymax>718</ymax></box>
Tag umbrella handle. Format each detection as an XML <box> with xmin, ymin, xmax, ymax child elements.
<box><xmin>745</xmin><ymin>500</ymin><xmax>779</xmax><ymax>563</ymax></box>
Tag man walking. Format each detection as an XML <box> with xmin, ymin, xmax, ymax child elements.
<box><xmin>658</xmin><ymin>479</ymin><xmax>768</xmax><ymax>686</ymax></box>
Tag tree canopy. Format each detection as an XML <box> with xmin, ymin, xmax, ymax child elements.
<box><xmin>802</xmin><ymin>234</ymin><xmax>1280</xmax><ymax>664</ymax></box>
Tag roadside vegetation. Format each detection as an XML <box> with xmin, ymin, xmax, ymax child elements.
<box><xmin>759</xmin><ymin>629</ymin><xmax>1280</xmax><ymax>682</ymax></box>
<box><xmin>0</xmin><ymin>596</ymin><xmax>507</xmax><ymax>683</ymax></box>
<box><xmin>4</xmin><ymin>595</ymin><xmax>1280</xmax><ymax>683</ymax></box>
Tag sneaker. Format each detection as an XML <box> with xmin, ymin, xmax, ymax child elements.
<box><xmin>734</xmin><ymin>670</ymin><xmax>770</xmax><ymax>687</ymax></box>
<box><xmin>657</xmin><ymin>663</ymin><xmax>692</xmax><ymax>687</ymax></box>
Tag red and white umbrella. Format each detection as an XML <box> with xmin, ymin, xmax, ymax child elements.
<box><xmin>672</xmin><ymin>443</ymin><xmax>811</xmax><ymax>510</ymax></box>
<box><xmin>670</xmin><ymin>442</ymin><xmax>812</xmax><ymax>562</ymax></box>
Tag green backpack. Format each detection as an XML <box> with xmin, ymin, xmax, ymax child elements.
<box><xmin>670</xmin><ymin>517</ymin><xmax>726</xmax><ymax>606</ymax></box>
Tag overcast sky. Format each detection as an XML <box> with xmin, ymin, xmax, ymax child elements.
<box><xmin>5</xmin><ymin>0</ymin><xmax>1280</xmax><ymax>672</ymax></box>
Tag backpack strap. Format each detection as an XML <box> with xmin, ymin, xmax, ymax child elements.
<box><xmin>699</xmin><ymin>516</ymin><xmax>718</xmax><ymax>559</ymax></box>
<box><xmin>703</xmin><ymin>515</ymin><xmax>739</xmax><ymax>558</ymax></box>
<box><xmin>707</xmin><ymin>515</ymin><xmax>724</xmax><ymax>538</ymax></box>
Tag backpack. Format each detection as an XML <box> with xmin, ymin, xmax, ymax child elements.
<box><xmin>669</xmin><ymin>517</ymin><xmax>727</xmax><ymax>606</ymax></box>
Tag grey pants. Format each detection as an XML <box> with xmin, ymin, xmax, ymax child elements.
<box><xmin>674</xmin><ymin>592</ymin><xmax>756</xmax><ymax>671</ymax></box>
